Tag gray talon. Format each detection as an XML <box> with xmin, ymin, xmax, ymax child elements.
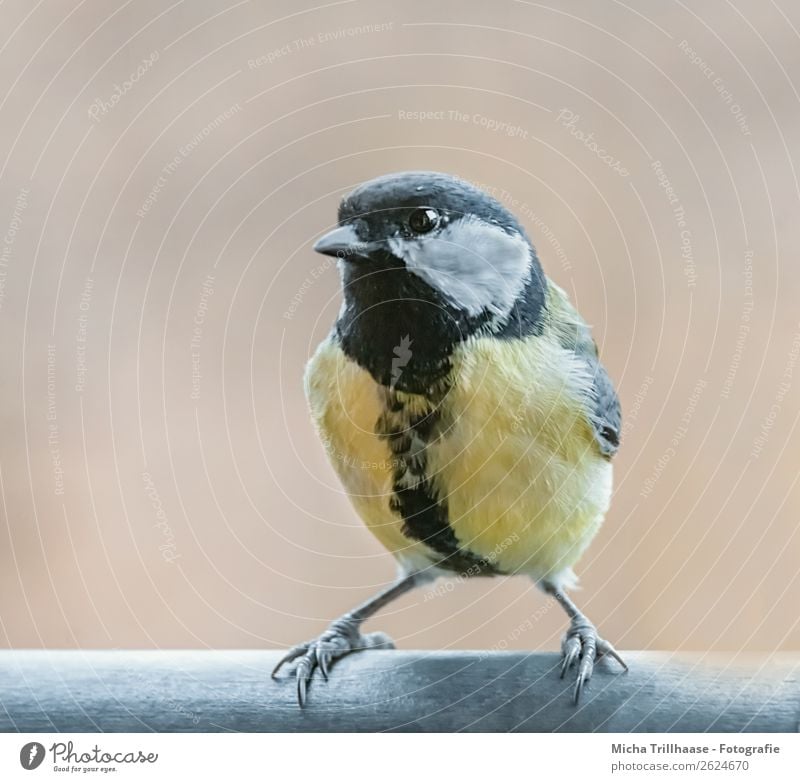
<box><xmin>597</xmin><ymin>637</ymin><xmax>629</xmax><ymax>671</ymax></box>
<box><xmin>273</xmin><ymin>626</ymin><xmax>395</xmax><ymax>706</ymax></box>
<box><xmin>271</xmin><ymin>645</ymin><xmax>305</xmax><ymax>678</ymax></box>
<box><xmin>574</xmin><ymin>645</ymin><xmax>596</xmax><ymax>703</ymax></box>
<box><xmin>316</xmin><ymin>648</ymin><xmax>330</xmax><ymax>680</ymax></box>
<box><xmin>560</xmin><ymin>620</ymin><xmax>626</xmax><ymax>704</ymax></box>
<box><xmin>560</xmin><ymin>635</ymin><xmax>581</xmax><ymax>677</ymax></box>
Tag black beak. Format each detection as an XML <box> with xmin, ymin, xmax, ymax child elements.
<box><xmin>313</xmin><ymin>225</ymin><xmax>380</xmax><ymax>259</ymax></box>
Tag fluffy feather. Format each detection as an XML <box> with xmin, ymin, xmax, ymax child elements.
<box><xmin>305</xmin><ymin>285</ymin><xmax>613</xmax><ymax>587</ymax></box>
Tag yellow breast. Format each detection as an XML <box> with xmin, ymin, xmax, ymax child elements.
<box><xmin>304</xmin><ymin>333</ymin><xmax>612</xmax><ymax>584</ymax></box>
<box><xmin>304</xmin><ymin>337</ymin><xmax>436</xmax><ymax>571</ymax></box>
<box><xmin>429</xmin><ymin>337</ymin><xmax>612</xmax><ymax>583</ymax></box>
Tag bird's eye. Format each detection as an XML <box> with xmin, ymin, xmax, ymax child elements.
<box><xmin>408</xmin><ymin>207</ymin><xmax>439</xmax><ymax>234</ymax></box>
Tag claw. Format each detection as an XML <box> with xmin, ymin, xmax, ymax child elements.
<box><xmin>271</xmin><ymin>645</ymin><xmax>306</xmax><ymax>678</ymax></box>
<box><xmin>560</xmin><ymin>635</ymin><xmax>581</xmax><ymax>677</ymax></box>
<box><xmin>558</xmin><ymin>617</ymin><xmax>624</xmax><ymax>704</ymax></box>
<box><xmin>297</xmin><ymin>671</ymin><xmax>308</xmax><ymax>707</ymax></box>
<box><xmin>597</xmin><ymin>638</ymin><xmax>629</xmax><ymax>671</ymax></box>
<box><xmin>295</xmin><ymin>653</ymin><xmax>313</xmax><ymax>706</ymax></box>
<box><xmin>316</xmin><ymin>647</ymin><xmax>330</xmax><ymax>680</ymax></box>
<box><xmin>272</xmin><ymin>625</ymin><xmax>396</xmax><ymax>707</ymax></box>
<box><xmin>573</xmin><ymin>666</ymin><xmax>588</xmax><ymax>703</ymax></box>
<box><xmin>573</xmin><ymin>645</ymin><xmax>596</xmax><ymax>703</ymax></box>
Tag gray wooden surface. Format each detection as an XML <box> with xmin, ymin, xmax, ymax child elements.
<box><xmin>0</xmin><ymin>650</ymin><xmax>797</xmax><ymax>732</ymax></box>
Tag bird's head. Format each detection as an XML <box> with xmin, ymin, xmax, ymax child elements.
<box><xmin>314</xmin><ymin>171</ymin><xmax>543</xmax><ymax>326</ymax></box>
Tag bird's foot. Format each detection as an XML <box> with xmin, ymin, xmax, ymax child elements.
<box><xmin>560</xmin><ymin>617</ymin><xmax>627</xmax><ymax>703</ymax></box>
<box><xmin>271</xmin><ymin>618</ymin><xmax>395</xmax><ymax>706</ymax></box>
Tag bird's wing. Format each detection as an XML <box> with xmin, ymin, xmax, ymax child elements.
<box><xmin>544</xmin><ymin>281</ymin><xmax>622</xmax><ymax>458</ymax></box>
<box><xmin>585</xmin><ymin>351</ymin><xmax>622</xmax><ymax>458</ymax></box>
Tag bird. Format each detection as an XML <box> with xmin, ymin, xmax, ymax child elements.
<box><xmin>273</xmin><ymin>171</ymin><xmax>627</xmax><ymax>705</ymax></box>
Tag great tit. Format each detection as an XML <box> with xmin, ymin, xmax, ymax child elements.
<box><xmin>273</xmin><ymin>171</ymin><xmax>627</xmax><ymax>705</ymax></box>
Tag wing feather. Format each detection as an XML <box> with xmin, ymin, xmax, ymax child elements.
<box><xmin>544</xmin><ymin>282</ymin><xmax>622</xmax><ymax>458</ymax></box>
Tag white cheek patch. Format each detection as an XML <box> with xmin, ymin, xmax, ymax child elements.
<box><xmin>388</xmin><ymin>219</ymin><xmax>531</xmax><ymax>318</ymax></box>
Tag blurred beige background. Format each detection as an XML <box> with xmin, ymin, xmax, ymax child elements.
<box><xmin>0</xmin><ymin>0</ymin><xmax>798</xmax><ymax>657</ymax></box>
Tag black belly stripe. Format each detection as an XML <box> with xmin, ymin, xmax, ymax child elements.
<box><xmin>376</xmin><ymin>395</ymin><xmax>497</xmax><ymax>575</ymax></box>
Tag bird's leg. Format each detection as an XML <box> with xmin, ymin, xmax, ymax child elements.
<box><xmin>541</xmin><ymin>581</ymin><xmax>628</xmax><ymax>703</ymax></box>
<box><xmin>272</xmin><ymin>572</ymin><xmax>423</xmax><ymax>706</ymax></box>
